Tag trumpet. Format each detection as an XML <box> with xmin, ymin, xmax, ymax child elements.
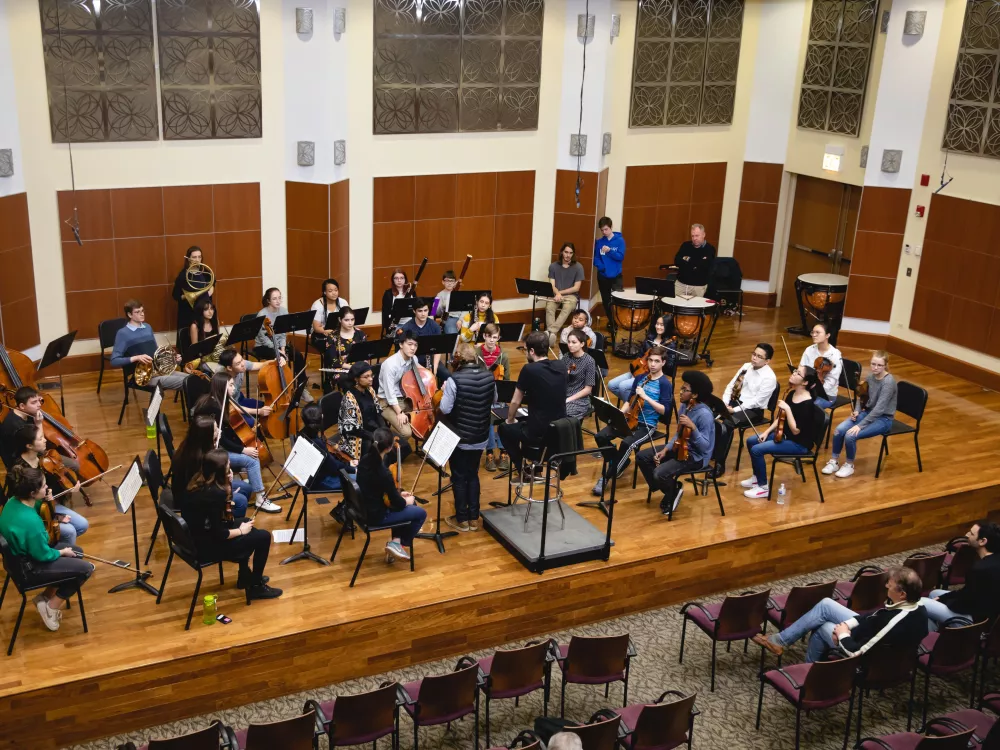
<box><xmin>182</xmin><ymin>262</ymin><xmax>215</xmax><ymax>308</ymax></box>
<box><xmin>134</xmin><ymin>345</ymin><xmax>179</xmax><ymax>386</ymax></box>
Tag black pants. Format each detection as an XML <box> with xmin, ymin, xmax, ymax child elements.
<box><xmin>597</xmin><ymin>273</ymin><xmax>623</xmax><ymax>320</ymax></box>
<box><xmin>498</xmin><ymin>421</ymin><xmax>542</xmax><ymax>473</ymax></box>
<box><xmin>23</xmin><ymin>543</ymin><xmax>93</xmax><ymax>600</ymax></box>
<box><xmin>636</xmin><ymin>447</ymin><xmax>702</xmax><ymax>500</ymax></box>
<box><xmin>595</xmin><ymin>423</ymin><xmax>657</xmax><ymax>478</ymax></box>
<box><xmin>201</xmin><ymin>528</ymin><xmax>271</xmax><ymax>586</ymax></box>
<box><xmin>450</xmin><ymin>448</ymin><xmax>483</xmax><ymax>521</ymax></box>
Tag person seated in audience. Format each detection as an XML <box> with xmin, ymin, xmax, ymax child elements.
<box><xmin>740</xmin><ymin>366</ymin><xmax>821</xmax><ymax>499</ymax></box>
<box><xmin>753</xmin><ymin>566</ymin><xmax>928</xmax><ymax>663</ymax></box>
<box><xmin>559</xmin><ymin>308</ymin><xmax>597</xmax><ymax>349</ymax></box>
<box><xmin>634</xmin><ymin>369</ymin><xmax>714</xmax><ymax>516</ymax></box>
<box><xmin>721</xmin><ymin>343</ymin><xmax>777</xmax><ymax>428</ymax></box>
<box><xmin>608</xmin><ymin>314</ymin><xmax>673</xmax><ymax>402</ymax></box>
<box><xmin>921</xmin><ymin>520</ymin><xmax>1000</xmax><ymax>630</ymax></box>
<box><xmin>356</xmin><ymin>429</ymin><xmax>427</xmax><ymax>564</ymax></box>
<box><xmin>548</xmin><ymin>733</ymin><xmax>583</xmax><ymax>750</ymax></box>
<box><xmin>0</xmin><ymin>465</ymin><xmax>94</xmax><ymax>633</ymax></box>
<box><xmin>822</xmin><ymin>350</ymin><xmax>897</xmax><ymax>479</ymax></box>
<box><xmin>297</xmin><ymin>403</ymin><xmax>353</xmax><ymax>491</ymax></box>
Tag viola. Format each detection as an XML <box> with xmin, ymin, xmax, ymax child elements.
<box><xmin>258</xmin><ymin>317</ymin><xmax>301</xmax><ymax>440</ymax></box>
<box><xmin>40</xmin><ymin>449</ymin><xmax>81</xmax><ymax>495</ymax></box>
<box><xmin>37</xmin><ymin>495</ymin><xmax>61</xmax><ymax>545</ymax></box>
<box><xmin>630</xmin><ymin>336</ymin><xmax>676</xmax><ymax>379</ymax></box>
<box><xmin>729</xmin><ymin>365</ymin><xmax>748</xmax><ymax>408</ymax></box>
<box><xmin>773</xmin><ymin>389</ymin><xmax>794</xmax><ymax>443</ymax></box>
<box><xmin>400</xmin><ymin>357</ymin><xmax>438</xmax><ymax>440</ymax></box>
<box><xmin>625</xmin><ymin>377</ymin><xmax>648</xmax><ymax>431</ymax></box>
<box><xmin>227</xmin><ymin>397</ymin><xmax>273</xmax><ymax>468</ymax></box>
<box><xmin>675</xmin><ymin>397</ymin><xmax>699</xmax><ymax>461</ymax></box>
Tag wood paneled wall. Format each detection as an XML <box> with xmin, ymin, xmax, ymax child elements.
<box><xmin>619</xmin><ymin>163</ymin><xmax>727</xmax><ymax>287</ymax></box>
<box><xmin>911</xmin><ymin>193</ymin><xmax>1000</xmax><ymax>357</ymax></box>
<box><xmin>0</xmin><ymin>193</ymin><xmax>40</xmax><ymax>351</ymax></box>
<box><xmin>372</xmin><ymin>171</ymin><xmax>534</xmax><ymax>309</ymax></box>
<box><xmin>734</xmin><ymin>162</ymin><xmax>783</xmax><ymax>281</ymax></box>
<box><xmin>550</xmin><ymin>168</ymin><xmax>608</xmax><ymax>300</ymax></box>
<box><xmin>286</xmin><ymin>180</ymin><xmax>350</xmax><ymax>313</ymax></box>
<box><xmin>843</xmin><ymin>186</ymin><xmax>910</xmax><ymax>322</ymax></box>
<box><xmin>58</xmin><ymin>184</ymin><xmax>263</xmax><ymax>336</ymax></box>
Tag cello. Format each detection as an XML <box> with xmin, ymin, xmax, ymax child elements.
<box><xmin>400</xmin><ymin>357</ymin><xmax>438</xmax><ymax>440</ymax></box>
<box><xmin>227</xmin><ymin>396</ymin><xmax>273</xmax><ymax>467</ymax></box>
<box><xmin>258</xmin><ymin>317</ymin><xmax>302</xmax><ymax>440</ymax></box>
<box><xmin>0</xmin><ymin>346</ymin><xmax>109</xmax><ymax>501</ymax></box>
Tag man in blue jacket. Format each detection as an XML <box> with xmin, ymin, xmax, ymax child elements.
<box><xmin>593</xmin><ymin>217</ymin><xmax>626</xmax><ymax>324</ymax></box>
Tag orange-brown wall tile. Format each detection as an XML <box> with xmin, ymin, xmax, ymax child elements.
<box><xmin>58</xmin><ymin>183</ymin><xmax>263</xmax><ymax>336</ymax></box>
<box><xmin>549</xmin><ymin>168</ymin><xmax>609</xmax><ymax>300</ymax></box>
<box><xmin>911</xmin><ymin>193</ymin><xmax>1000</xmax><ymax>357</ymax></box>
<box><xmin>734</xmin><ymin>162</ymin><xmax>783</xmax><ymax>281</ymax></box>
<box><xmin>620</xmin><ymin>163</ymin><xmax>727</xmax><ymax>287</ymax></box>
<box><xmin>372</xmin><ymin>172</ymin><xmax>533</xmax><ymax>310</ymax></box>
<box><xmin>843</xmin><ymin>186</ymin><xmax>910</xmax><ymax>322</ymax></box>
<box><xmin>0</xmin><ymin>193</ymin><xmax>40</xmax><ymax>351</ymax></box>
<box><xmin>285</xmin><ymin>179</ymin><xmax>351</xmax><ymax>314</ymax></box>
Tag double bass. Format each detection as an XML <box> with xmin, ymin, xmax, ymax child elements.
<box><xmin>400</xmin><ymin>357</ymin><xmax>438</xmax><ymax>440</ymax></box>
<box><xmin>258</xmin><ymin>318</ymin><xmax>301</xmax><ymax>440</ymax></box>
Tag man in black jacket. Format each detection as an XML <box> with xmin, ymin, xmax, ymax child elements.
<box><xmin>922</xmin><ymin>521</ymin><xmax>1000</xmax><ymax>630</ymax></box>
<box><xmin>753</xmin><ymin>567</ymin><xmax>928</xmax><ymax>662</ymax></box>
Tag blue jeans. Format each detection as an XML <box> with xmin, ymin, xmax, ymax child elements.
<box><xmin>311</xmin><ymin>474</ymin><xmax>342</xmax><ymax>492</ymax></box>
<box><xmin>56</xmin><ymin>504</ymin><xmax>88</xmax><ymax>546</ymax></box>
<box><xmin>609</xmin><ymin>373</ymin><xmax>634</xmax><ymax>402</ymax></box>
<box><xmin>381</xmin><ymin>504</ymin><xmax>427</xmax><ymax>545</ymax></box>
<box><xmin>487</xmin><ymin>422</ymin><xmax>504</xmax><ymax>451</ymax></box>
<box><xmin>775</xmin><ymin>597</ymin><xmax>858</xmax><ymax>663</ymax></box>
<box><xmin>228</xmin><ymin>451</ymin><xmax>264</xmax><ymax>494</ymax></box>
<box><xmin>814</xmin><ymin>395</ymin><xmax>835</xmax><ymax>409</ymax></box>
<box><xmin>920</xmin><ymin>589</ymin><xmax>974</xmax><ymax>631</ymax></box>
<box><xmin>746</xmin><ymin>434</ymin><xmax>811</xmax><ymax>486</ymax></box>
<box><xmin>230</xmin><ymin>480</ymin><xmax>250</xmax><ymax>518</ymax></box>
<box><xmin>831</xmin><ymin>412</ymin><xmax>892</xmax><ymax>462</ymax></box>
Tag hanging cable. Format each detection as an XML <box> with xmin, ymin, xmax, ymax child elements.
<box><xmin>575</xmin><ymin>0</ymin><xmax>590</xmax><ymax>209</ymax></box>
<box><xmin>56</xmin><ymin>0</ymin><xmax>82</xmax><ymax>244</ymax></box>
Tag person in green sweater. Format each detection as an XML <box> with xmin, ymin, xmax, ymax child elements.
<box><xmin>0</xmin><ymin>465</ymin><xmax>94</xmax><ymax>632</ymax></box>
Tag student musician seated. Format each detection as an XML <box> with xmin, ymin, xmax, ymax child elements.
<box><xmin>800</xmin><ymin>323</ymin><xmax>842</xmax><ymax>409</ymax></box>
<box><xmin>11</xmin><ymin>425</ymin><xmax>88</xmax><ymax>545</ymax></box>
<box><xmin>593</xmin><ymin>346</ymin><xmax>675</xmax><ymax>496</ymax></box>
<box><xmin>0</xmin><ymin>387</ymin><xmax>85</xmax><ymax>490</ymax></box>
<box><xmin>253</xmin><ymin>287</ymin><xmax>311</xmax><ymax>402</ymax></box>
<box><xmin>753</xmin><ymin>566</ymin><xmax>927</xmax><ymax>663</ymax></box>
<box><xmin>377</xmin><ymin>331</ymin><xmax>420</xmax><ymax>441</ymax></box>
<box><xmin>433</xmin><ymin>269</ymin><xmax>463</xmax><ymax>335</ymax></box>
<box><xmin>635</xmin><ymin>370</ymin><xmax>715</xmax><ymax>515</ymax></box>
<box><xmin>171</xmin><ymin>415</ymin><xmax>256</xmax><ymax>520</ymax></box>
<box><xmin>459</xmin><ymin>292</ymin><xmax>500</xmax><ymax>344</ymax></box>
<box><xmin>310</xmin><ymin>277</ymin><xmax>350</xmax><ymax>350</ymax></box>
<box><xmin>111</xmin><ymin>299</ymin><xmax>188</xmax><ymax>391</ymax></box>
<box><xmin>322</xmin><ymin>306</ymin><xmax>367</xmax><ymax>392</ymax></box>
<box><xmin>546</xmin><ymin>242</ymin><xmax>585</xmax><ymax>349</ymax></box>
<box><xmin>189</xmin><ymin>299</ymin><xmax>224</xmax><ymax>373</ymax></box>
<box><xmin>297</xmin><ymin>403</ymin><xmax>353</xmax><ymax>492</ymax></box>
<box><xmin>381</xmin><ymin>268</ymin><xmax>412</xmax><ymax>337</ymax></box>
<box><xmin>607</xmin><ymin>314</ymin><xmax>673</xmax><ymax>402</ymax></box>
<box><xmin>721</xmin><ymin>343</ymin><xmax>777</xmax><ymax>427</ymax></box>
<box><xmin>563</xmin><ymin>330</ymin><xmax>597</xmax><ymax>421</ymax></box>
<box><xmin>559</xmin><ymin>308</ymin><xmax>597</xmax><ymax>348</ymax></box>
<box><xmin>823</xmin><ymin>350</ymin><xmax>897</xmax><ymax>479</ymax></box>
<box><xmin>339</xmin><ymin>362</ymin><xmax>387</xmax><ymax>463</ymax></box>
<box><xmin>398</xmin><ymin>298</ymin><xmax>448</xmax><ymax>382</ymax></box>
<box><xmin>0</xmin><ymin>465</ymin><xmax>94</xmax><ymax>633</ymax></box>
<box><xmin>741</xmin><ymin>365</ymin><xmax>821</xmax><ymax>499</ymax></box>
<box><xmin>356</xmin><ymin>428</ymin><xmax>427</xmax><ymax>563</ymax></box>
<box><xmin>478</xmin><ymin>323</ymin><xmax>510</xmax><ymax>472</ymax></box>
<box><xmin>179</xmin><ymin>449</ymin><xmax>282</xmax><ymax>599</ymax></box>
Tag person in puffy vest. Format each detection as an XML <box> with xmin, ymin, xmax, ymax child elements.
<box><xmin>439</xmin><ymin>343</ymin><xmax>498</xmax><ymax>533</ymax></box>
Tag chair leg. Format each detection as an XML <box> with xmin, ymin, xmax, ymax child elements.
<box><xmin>97</xmin><ymin>357</ymin><xmax>105</xmax><ymax>394</ymax></box>
<box><xmin>679</xmin><ymin>616</ymin><xmax>688</xmax><ymax>663</ymax></box>
<box><xmin>843</xmin><ymin>687</ymin><xmax>855</xmax><ymax>750</ymax></box>
<box><xmin>767</xmin><ymin>459</ymin><xmax>777</xmax><ymax>501</ymax></box>
<box><xmin>157</xmin><ymin>550</ymin><xmax>174</xmax><ymax>604</ymax></box>
<box><xmin>875</xmin><ymin>436</ymin><xmax>887</xmax><ymax>479</ymax></box>
<box><xmin>710</xmin><ymin>639</ymin><xmax>717</xmax><ymax>692</ymax></box>
<box><xmin>7</xmin><ymin>596</ymin><xmax>28</xmax><ymax>656</ymax></box>
<box><xmin>485</xmin><ymin>695</ymin><xmax>491</xmax><ymax>747</ymax></box>
<box><xmin>76</xmin><ymin>589</ymin><xmax>88</xmax><ymax>633</ymax></box>
<box><xmin>0</xmin><ymin>573</ymin><xmax>9</xmax><ymax>609</ymax></box>
<box><xmin>185</xmin><ymin>569</ymin><xmax>203</xmax><ymax>631</ymax></box>
<box><xmin>713</xmin><ymin>478</ymin><xmax>725</xmax><ymax>516</ymax></box>
<box><xmin>812</xmin><ymin>461</ymin><xmax>825</xmax><ymax>503</ymax></box>
<box><xmin>794</xmin><ymin>706</ymin><xmax>802</xmax><ymax>750</ymax></box>
<box><xmin>331</xmin><ymin>523</ymin><xmax>348</xmax><ymax>562</ymax></box>
<box><xmin>913</xmin><ymin>434</ymin><xmax>923</xmax><ymax>472</ymax></box>
<box><xmin>218</xmin><ymin>561</ymin><xmax>224</xmax><ymax>585</ymax></box>
<box><xmin>560</xmin><ymin>674</ymin><xmax>567</xmax><ymax>717</ymax></box>
<box><xmin>144</xmin><ymin>517</ymin><xmax>162</xmax><ymax>565</ymax></box>
<box><xmin>735</xmin><ymin>430</ymin><xmax>745</xmax><ymax>472</ymax></box>
<box><xmin>856</xmin><ymin>685</ymin><xmax>864</xmax><ymax>747</ymax></box>
<box><xmin>755</xmin><ymin>677</ymin><xmax>765</xmax><ymax>729</ymax></box>
<box><xmin>921</xmin><ymin>669</ymin><xmax>930</xmax><ymax>730</ymax></box>
<box><xmin>118</xmin><ymin>391</ymin><xmax>129</xmax><ymax>426</ymax></box>
<box><xmin>349</xmin><ymin>533</ymin><xmax>371</xmax><ymax>588</ymax></box>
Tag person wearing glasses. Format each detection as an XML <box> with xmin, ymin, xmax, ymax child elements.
<box><xmin>720</xmin><ymin>343</ymin><xmax>777</xmax><ymax>428</ymax></box>
<box><xmin>822</xmin><ymin>350</ymin><xmax>897</xmax><ymax>479</ymax></box>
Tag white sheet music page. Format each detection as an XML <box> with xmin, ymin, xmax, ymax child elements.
<box><xmin>146</xmin><ymin>386</ymin><xmax>163</xmax><ymax>427</ymax></box>
<box><xmin>284</xmin><ymin>438</ymin><xmax>324</xmax><ymax>486</ymax></box>
<box><xmin>423</xmin><ymin>421</ymin><xmax>460</xmax><ymax>469</ymax></box>
<box><xmin>114</xmin><ymin>458</ymin><xmax>143</xmax><ymax>514</ymax></box>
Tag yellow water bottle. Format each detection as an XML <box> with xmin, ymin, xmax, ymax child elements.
<box><xmin>202</xmin><ymin>594</ymin><xmax>218</xmax><ymax>625</ymax></box>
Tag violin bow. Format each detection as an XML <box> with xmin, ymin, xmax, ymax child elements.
<box><xmin>49</xmin><ymin>464</ymin><xmax>124</xmax><ymax>501</ymax></box>
<box><xmin>76</xmin><ymin>551</ymin><xmax>132</xmax><ymax>570</ymax></box>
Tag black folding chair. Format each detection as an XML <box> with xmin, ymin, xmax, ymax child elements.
<box><xmin>767</xmin><ymin>405</ymin><xmax>827</xmax><ymax>503</ymax></box>
<box><xmin>96</xmin><ymin>317</ymin><xmax>128</xmax><ymax>395</ymax></box>
<box><xmin>875</xmin><ymin>381</ymin><xmax>927</xmax><ymax>478</ymax></box>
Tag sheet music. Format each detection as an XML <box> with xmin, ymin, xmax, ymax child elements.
<box><xmin>114</xmin><ymin>459</ymin><xmax>143</xmax><ymax>513</ymax></box>
<box><xmin>146</xmin><ymin>387</ymin><xmax>163</xmax><ymax>427</ymax></box>
<box><xmin>272</xmin><ymin>528</ymin><xmax>305</xmax><ymax>544</ymax></box>
<box><xmin>283</xmin><ymin>438</ymin><xmax>324</xmax><ymax>486</ymax></box>
<box><xmin>422</xmin><ymin>421</ymin><xmax>460</xmax><ymax>469</ymax></box>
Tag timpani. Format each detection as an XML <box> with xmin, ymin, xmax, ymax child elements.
<box><xmin>661</xmin><ymin>295</ymin><xmax>718</xmax><ymax>367</ymax></box>
<box><xmin>610</xmin><ymin>288</ymin><xmax>656</xmax><ymax>357</ymax></box>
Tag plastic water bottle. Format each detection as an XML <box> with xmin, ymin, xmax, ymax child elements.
<box><xmin>145</xmin><ymin>422</ymin><xmax>156</xmax><ymax>440</ymax></box>
<box><xmin>202</xmin><ymin>594</ymin><xmax>218</xmax><ymax>625</ymax></box>
<box><xmin>777</xmin><ymin>483</ymin><xmax>786</xmax><ymax>505</ymax></box>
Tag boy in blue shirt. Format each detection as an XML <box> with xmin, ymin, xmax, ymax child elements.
<box><xmin>593</xmin><ymin>216</ymin><xmax>626</xmax><ymax>325</ymax></box>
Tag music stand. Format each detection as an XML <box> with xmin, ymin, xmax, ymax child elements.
<box><xmin>225</xmin><ymin>316</ymin><xmax>265</xmax><ymax>348</ymax></box>
<box><xmin>182</xmin><ymin>334</ymin><xmax>220</xmax><ymax>365</ymax></box>
<box><xmin>476</xmin><ymin>321</ymin><xmax>524</xmax><ymax>344</ymax></box>
<box><xmin>326</xmin><ymin>306</ymin><xmax>369</xmax><ymax>330</ymax></box>
<box><xmin>389</xmin><ymin>298</ymin><xmax>417</xmax><ymax>329</ymax></box>
<box><xmin>35</xmin><ymin>330</ymin><xmax>77</xmax><ymax>413</ymax></box>
<box><xmin>415</xmin><ymin>333</ymin><xmax>459</xmax><ymax>361</ymax></box>
<box><xmin>347</xmin><ymin>337</ymin><xmax>394</xmax><ymax>363</ymax></box>
<box><xmin>110</xmin><ymin>456</ymin><xmax>159</xmax><ymax>596</ymax></box>
<box><xmin>635</xmin><ymin>276</ymin><xmax>675</xmax><ymax>300</ymax></box>
<box><xmin>273</xmin><ymin>310</ymin><xmax>316</xmax><ymax>337</ymax></box>
<box><xmin>515</xmin><ymin>278</ymin><xmax>554</xmax><ymax>330</ymax></box>
<box><xmin>449</xmin><ymin>290</ymin><xmax>489</xmax><ymax>314</ymax></box>
<box><xmin>577</xmin><ymin>398</ymin><xmax>633</xmax><ymax>517</ymax></box>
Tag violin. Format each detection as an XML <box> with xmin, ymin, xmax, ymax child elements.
<box><xmin>630</xmin><ymin>336</ymin><xmax>677</xmax><ymax>379</ymax></box>
<box><xmin>0</xmin><ymin>346</ymin><xmax>108</xmax><ymax>501</ymax></box>
<box><xmin>813</xmin><ymin>356</ymin><xmax>834</xmax><ymax>382</ymax></box>
<box><xmin>40</xmin><ymin>449</ymin><xmax>82</xmax><ymax>497</ymax></box>
<box><xmin>227</xmin><ymin>396</ymin><xmax>273</xmax><ymax>467</ymax></box>
<box><xmin>258</xmin><ymin>318</ymin><xmax>301</xmax><ymax>440</ymax></box>
<box><xmin>675</xmin><ymin>396</ymin><xmax>699</xmax><ymax>461</ymax></box>
<box><xmin>37</xmin><ymin>494</ymin><xmax>61</xmax><ymax>545</ymax></box>
<box><xmin>625</xmin><ymin>377</ymin><xmax>649</xmax><ymax>431</ymax></box>
<box><xmin>400</xmin><ymin>357</ymin><xmax>438</xmax><ymax>440</ymax></box>
<box><xmin>773</xmin><ymin>388</ymin><xmax>794</xmax><ymax>443</ymax></box>
<box><xmin>855</xmin><ymin>380</ymin><xmax>870</xmax><ymax>412</ymax></box>
<box><xmin>730</xmin><ymin>365</ymin><xmax>748</xmax><ymax>407</ymax></box>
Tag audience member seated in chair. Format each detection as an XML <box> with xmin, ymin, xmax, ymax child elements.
<box><xmin>0</xmin><ymin>465</ymin><xmax>93</xmax><ymax>633</ymax></box>
<box><xmin>635</xmin><ymin>370</ymin><xmax>715</xmax><ymax>517</ymax></box>
<box><xmin>357</xmin><ymin>429</ymin><xmax>427</xmax><ymax>564</ymax></box>
<box><xmin>297</xmin><ymin>403</ymin><xmax>354</xmax><ymax>492</ymax></box>
<box><xmin>753</xmin><ymin>566</ymin><xmax>927</xmax><ymax>663</ymax></box>
<box><xmin>547</xmin><ymin>732</ymin><xmax>583</xmax><ymax>750</ymax></box>
<box><xmin>920</xmin><ymin>521</ymin><xmax>1000</xmax><ymax>631</ymax></box>
<box><xmin>179</xmin><ymin>449</ymin><xmax>282</xmax><ymax>600</ymax></box>
<box><xmin>740</xmin><ymin>365</ymin><xmax>821</xmax><ymax>499</ymax></box>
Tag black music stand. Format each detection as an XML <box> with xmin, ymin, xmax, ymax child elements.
<box><xmin>448</xmin><ymin>290</ymin><xmax>490</xmax><ymax>314</ymax></box>
<box><xmin>110</xmin><ymin>456</ymin><xmax>159</xmax><ymax>596</ymax></box>
<box><xmin>225</xmin><ymin>316</ymin><xmax>265</xmax><ymax>348</ymax></box>
<box><xmin>388</xmin><ymin>298</ymin><xmax>417</xmax><ymax>332</ymax></box>
<box><xmin>577</xmin><ymin>398</ymin><xmax>633</xmax><ymax>517</ymax></box>
<box><xmin>515</xmin><ymin>278</ymin><xmax>554</xmax><ymax>331</ymax></box>
<box><xmin>35</xmin><ymin>330</ymin><xmax>77</xmax><ymax>413</ymax></box>
<box><xmin>274</xmin><ymin>310</ymin><xmax>316</xmax><ymax>338</ymax></box>
<box><xmin>489</xmin><ymin>380</ymin><xmax>529</xmax><ymax>495</ymax></box>
<box><xmin>635</xmin><ymin>276</ymin><xmax>675</xmax><ymax>300</ymax></box>
<box><xmin>325</xmin><ymin>306</ymin><xmax>369</xmax><ymax>330</ymax></box>
<box><xmin>182</xmin><ymin>334</ymin><xmax>220</xmax><ymax>366</ymax></box>
<box><xmin>346</xmin><ymin>337</ymin><xmax>394</xmax><ymax>364</ymax></box>
<box><xmin>415</xmin><ymin>333</ymin><xmax>458</xmax><ymax>360</ymax></box>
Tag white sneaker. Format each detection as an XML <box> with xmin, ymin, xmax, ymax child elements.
<box><xmin>744</xmin><ymin>486</ymin><xmax>769</xmax><ymax>499</ymax></box>
<box><xmin>740</xmin><ymin>476</ymin><xmax>758</xmax><ymax>488</ymax></box>
<box><xmin>255</xmin><ymin>497</ymin><xmax>281</xmax><ymax>514</ymax></box>
<box><xmin>36</xmin><ymin>600</ymin><xmax>60</xmax><ymax>631</ymax></box>
<box><xmin>822</xmin><ymin>459</ymin><xmax>840</xmax><ymax>475</ymax></box>
<box><xmin>834</xmin><ymin>464</ymin><xmax>855</xmax><ymax>478</ymax></box>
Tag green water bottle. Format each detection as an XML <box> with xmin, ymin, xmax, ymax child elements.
<box><xmin>202</xmin><ymin>594</ymin><xmax>218</xmax><ymax>625</ymax></box>
<box><xmin>145</xmin><ymin>421</ymin><xmax>156</xmax><ymax>440</ymax></box>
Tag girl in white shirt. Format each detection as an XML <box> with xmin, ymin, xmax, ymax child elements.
<box><xmin>799</xmin><ymin>323</ymin><xmax>843</xmax><ymax>409</ymax></box>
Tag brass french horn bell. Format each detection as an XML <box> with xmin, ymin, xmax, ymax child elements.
<box><xmin>183</xmin><ymin>262</ymin><xmax>215</xmax><ymax>308</ymax></box>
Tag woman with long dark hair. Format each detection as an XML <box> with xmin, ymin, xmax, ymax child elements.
<box><xmin>297</xmin><ymin>403</ymin><xmax>353</xmax><ymax>491</ymax></box>
<box><xmin>12</xmin><ymin>424</ymin><xmax>88</xmax><ymax>545</ymax></box>
<box><xmin>381</xmin><ymin>269</ymin><xmax>412</xmax><ymax>337</ymax></box>
<box><xmin>338</xmin><ymin>361</ymin><xmax>385</xmax><ymax>462</ymax></box>
<box><xmin>458</xmin><ymin>291</ymin><xmax>499</xmax><ymax>343</ymax></box>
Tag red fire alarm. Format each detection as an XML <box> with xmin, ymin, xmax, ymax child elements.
<box><xmin>915</xmin><ymin>205</ymin><xmax>926</xmax><ymax>217</ymax></box>
<box><xmin>920</xmin><ymin>174</ymin><xmax>930</xmax><ymax>186</ymax></box>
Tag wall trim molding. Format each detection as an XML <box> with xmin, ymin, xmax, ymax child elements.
<box><xmin>837</xmin><ymin>330</ymin><xmax>888</xmax><ymax>350</ymax></box>
<box><xmin>743</xmin><ymin>291</ymin><xmax>776</xmax><ymax>308</ymax></box>
<box><xmin>888</xmin><ymin>336</ymin><xmax>1000</xmax><ymax>392</ymax></box>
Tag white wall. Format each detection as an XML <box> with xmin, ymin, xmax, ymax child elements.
<box><xmin>0</xmin><ymin>0</ymin><xmax>25</xmax><ymax>197</ymax></box>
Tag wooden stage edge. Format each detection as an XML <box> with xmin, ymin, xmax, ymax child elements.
<box><xmin>5</xmin><ymin>481</ymin><xmax>999</xmax><ymax>749</ymax></box>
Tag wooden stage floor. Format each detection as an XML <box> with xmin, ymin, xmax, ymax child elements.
<box><xmin>2</xmin><ymin>308</ymin><xmax>999</xmax><ymax>749</ymax></box>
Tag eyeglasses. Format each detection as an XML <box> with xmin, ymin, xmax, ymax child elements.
<box><xmin>679</xmin><ymin>386</ymin><xmax>691</xmax><ymax>393</ymax></box>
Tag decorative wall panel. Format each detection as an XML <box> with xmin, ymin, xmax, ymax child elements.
<box><xmin>733</xmin><ymin>162</ymin><xmax>783</xmax><ymax>281</ymax></box>
<box><xmin>156</xmin><ymin>0</ymin><xmax>262</xmax><ymax>140</ymax></box>
<box><xmin>39</xmin><ymin>0</ymin><xmax>158</xmax><ymax>143</ymax></box>
<box><xmin>629</xmin><ymin>0</ymin><xmax>745</xmax><ymax>128</ymax></box>
<box><xmin>286</xmin><ymin>179</ymin><xmax>351</xmax><ymax>315</ymax></box>
<box><xmin>944</xmin><ymin>0</ymin><xmax>1000</xmax><ymax>158</ymax></box>
<box><xmin>0</xmin><ymin>193</ymin><xmax>40</xmax><ymax>351</ymax></box>
<box><xmin>373</xmin><ymin>0</ymin><xmax>544</xmax><ymax>134</ymax></box>
<box><xmin>796</xmin><ymin>0</ymin><xmax>878</xmax><ymax>136</ymax></box>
